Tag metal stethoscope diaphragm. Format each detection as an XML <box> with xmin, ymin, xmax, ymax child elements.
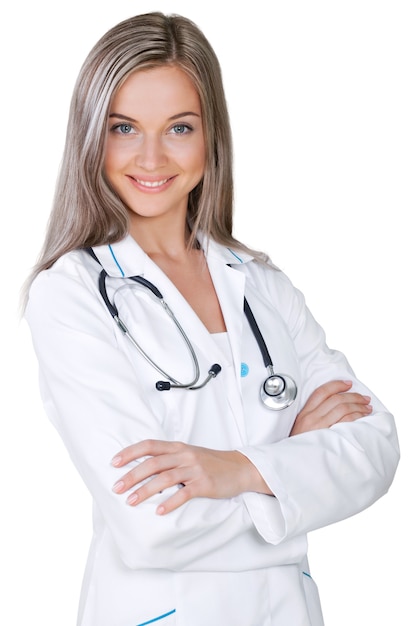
<box><xmin>260</xmin><ymin>368</ymin><xmax>298</xmax><ymax>410</ymax></box>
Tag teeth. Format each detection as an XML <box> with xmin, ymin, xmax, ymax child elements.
<box><xmin>135</xmin><ymin>178</ymin><xmax>169</xmax><ymax>188</ymax></box>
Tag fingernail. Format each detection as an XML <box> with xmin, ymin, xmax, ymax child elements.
<box><xmin>127</xmin><ymin>493</ymin><xmax>139</xmax><ymax>506</ymax></box>
<box><xmin>111</xmin><ymin>455</ymin><xmax>122</xmax><ymax>467</ymax></box>
<box><xmin>156</xmin><ymin>505</ymin><xmax>165</xmax><ymax>515</ymax></box>
<box><xmin>363</xmin><ymin>395</ymin><xmax>371</xmax><ymax>401</ymax></box>
<box><xmin>112</xmin><ymin>480</ymin><xmax>125</xmax><ymax>493</ymax></box>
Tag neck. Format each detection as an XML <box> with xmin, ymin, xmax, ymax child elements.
<box><xmin>128</xmin><ymin>212</ymin><xmax>196</xmax><ymax>260</ymax></box>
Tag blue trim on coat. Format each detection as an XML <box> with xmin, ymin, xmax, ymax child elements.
<box><xmin>137</xmin><ymin>609</ymin><xmax>176</xmax><ymax>625</ymax></box>
<box><xmin>108</xmin><ymin>244</ymin><xmax>125</xmax><ymax>276</ymax></box>
<box><xmin>227</xmin><ymin>248</ymin><xmax>244</xmax><ymax>263</ymax></box>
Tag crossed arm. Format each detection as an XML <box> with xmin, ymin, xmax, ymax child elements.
<box><xmin>112</xmin><ymin>380</ymin><xmax>372</xmax><ymax>515</ymax></box>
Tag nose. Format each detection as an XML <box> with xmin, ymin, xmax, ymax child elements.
<box><xmin>135</xmin><ymin>134</ymin><xmax>167</xmax><ymax>171</ymax></box>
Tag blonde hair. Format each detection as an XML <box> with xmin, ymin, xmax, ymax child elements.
<box><xmin>25</xmin><ymin>12</ymin><xmax>267</xmax><ymax>298</ymax></box>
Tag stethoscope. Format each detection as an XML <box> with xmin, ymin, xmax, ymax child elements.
<box><xmin>88</xmin><ymin>248</ymin><xmax>297</xmax><ymax>410</ymax></box>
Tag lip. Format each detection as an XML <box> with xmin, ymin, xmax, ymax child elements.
<box><xmin>127</xmin><ymin>174</ymin><xmax>177</xmax><ymax>193</ymax></box>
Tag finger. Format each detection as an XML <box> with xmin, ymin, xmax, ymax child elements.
<box><xmin>323</xmin><ymin>402</ymin><xmax>373</xmax><ymax>427</ymax></box>
<box><xmin>318</xmin><ymin>392</ymin><xmax>371</xmax><ymax>417</ymax></box>
<box><xmin>156</xmin><ymin>484</ymin><xmax>193</xmax><ymax>515</ymax></box>
<box><xmin>337</xmin><ymin>407</ymin><xmax>374</xmax><ymax>423</ymax></box>
<box><xmin>126</xmin><ymin>468</ymin><xmax>188</xmax><ymax>506</ymax></box>
<box><xmin>112</xmin><ymin>452</ymin><xmax>184</xmax><ymax>493</ymax></box>
<box><xmin>111</xmin><ymin>439</ymin><xmax>183</xmax><ymax>467</ymax></box>
<box><xmin>301</xmin><ymin>380</ymin><xmax>353</xmax><ymax>413</ymax></box>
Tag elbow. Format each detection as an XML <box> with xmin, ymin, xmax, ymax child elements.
<box><xmin>348</xmin><ymin>419</ymin><xmax>400</xmax><ymax>510</ymax></box>
<box><xmin>109</xmin><ymin>507</ymin><xmax>195</xmax><ymax>571</ymax></box>
<box><xmin>367</xmin><ymin>415</ymin><xmax>400</xmax><ymax>498</ymax></box>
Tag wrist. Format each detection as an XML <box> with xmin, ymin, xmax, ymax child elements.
<box><xmin>232</xmin><ymin>451</ymin><xmax>273</xmax><ymax>496</ymax></box>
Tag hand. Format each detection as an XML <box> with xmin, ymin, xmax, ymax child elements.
<box><xmin>290</xmin><ymin>380</ymin><xmax>373</xmax><ymax>436</ymax></box>
<box><xmin>111</xmin><ymin>440</ymin><xmax>272</xmax><ymax>515</ymax></box>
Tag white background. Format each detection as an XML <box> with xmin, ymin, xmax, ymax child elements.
<box><xmin>1</xmin><ymin>1</ymin><xmax>412</xmax><ymax>624</ymax></box>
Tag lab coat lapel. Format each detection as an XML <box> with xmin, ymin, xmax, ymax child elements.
<box><xmin>205</xmin><ymin>248</ymin><xmax>250</xmax><ymax>444</ymax></box>
<box><xmin>206</xmin><ymin>254</ymin><xmax>246</xmax><ymax>390</ymax></box>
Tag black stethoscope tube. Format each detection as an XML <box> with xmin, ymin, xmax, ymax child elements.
<box><xmin>243</xmin><ymin>298</ymin><xmax>272</xmax><ymax>369</ymax></box>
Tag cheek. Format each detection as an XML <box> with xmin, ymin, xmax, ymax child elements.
<box><xmin>190</xmin><ymin>139</ymin><xmax>206</xmax><ymax>179</ymax></box>
<box><xmin>103</xmin><ymin>149</ymin><xmax>126</xmax><ymax>197</ymax></box>
<box><xmin>103</xmin><ymin>146</ymin><xmax>116</xmax><ymax>181</ymax></box>
<box><xmin>104</xmin><ymin>139</ymin><xmax>127</xmax><ymax>177</ymax></box>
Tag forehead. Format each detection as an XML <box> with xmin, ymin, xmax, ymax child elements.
<box><xmin>111</xmin><ymin>66</ymin><xmax>201</xmax><ymax>115</ymax></box>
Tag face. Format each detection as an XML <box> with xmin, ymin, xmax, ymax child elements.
<box><xmin>104</xmin><ymin>66</ymin><xmax>205</xmax><ymax>235</ymax></box>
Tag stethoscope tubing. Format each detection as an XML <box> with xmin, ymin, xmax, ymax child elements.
<box><xmin>87</xmin><ymin>248</ymin><xmax>297</xmax><ymax>408</ymax></box>
<box><xmin>243</xmin><ymin>298</ymin><xmax>272</xmax><ymax>369</ymax></box>
<box><xmin>101</xmin><ymin>269</ymin><xmax>201</xmax><ymax>387</ymax></box>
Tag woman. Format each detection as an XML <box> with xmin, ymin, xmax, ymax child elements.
<box><xmin>25</xmin><ymin>12</ymin><xmax>399</xmax><ymax>626</ymax></box>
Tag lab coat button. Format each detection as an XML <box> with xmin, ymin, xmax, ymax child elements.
<box><xmin>240</xmin><ymin>362</ymin><xmax>249</xmax><ymax>377</ymax></box>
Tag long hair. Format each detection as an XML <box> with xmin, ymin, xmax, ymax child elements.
<box><xmin>25</xmin><ymin>12</ymin><xmax>267</xmax><ymax>298</ymax></box>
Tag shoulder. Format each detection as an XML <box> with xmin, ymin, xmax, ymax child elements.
<box><xmin>29</xmin><ymin>248</ymin><xmax>100</xmax><ymax>293</ymax></box>
<box><xmin>30</xmin><ymin>249</ymin><xmax>88</xmax><ymax>283</ymax></box>
<box><xmin>243</xmin><ymin>256</ymin><xmax>303</xmax><ymax>304</ymax></box>
<box><xmin>237</xmin><ymin>258</ymin><xmax>308</xmax><ymax>338</ymax></box>
<box><xmin>26</xmin><ymin>248</ymin><xmax>103</xmax><ymax>328</ymax></box>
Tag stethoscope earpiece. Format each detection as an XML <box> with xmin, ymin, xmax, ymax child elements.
<box><xmin>156</xmin><ymin>363</ymin><xmax>222</xmax><ymax>391</ymax></box>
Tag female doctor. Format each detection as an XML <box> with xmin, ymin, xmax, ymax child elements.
<box><xmin>25</xmin><ymin>12</ymin><xmax>399</xmax><ymax>626</ymax></box>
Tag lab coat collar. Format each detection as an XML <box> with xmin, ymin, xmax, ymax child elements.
<box><xmin>197</xmin><ymin>233</ymin><xmax>254</xmax><ymax>267</ymax></box>
<box><xmin>91</xmin><ymin>235</ymin><xmax>146</xmax><ymax>278</ymax></box>
<box><xmin>91</xmin><ymin>233</ymin><xmax>254</xmax><ymax>278</ymax></box>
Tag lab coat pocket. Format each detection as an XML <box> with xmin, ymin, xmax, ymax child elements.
<box><xmin>302</xmin><ymin>572</ymin><xmax>324</xmax><ymax>626</ymax></box>
<box><xmin>136</xmin><ymin>608</ymin><xmax>176</xmax><ymax>626</ymax></box>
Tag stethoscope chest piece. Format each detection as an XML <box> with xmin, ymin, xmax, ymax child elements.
<box><xmin>261</xmin><ymin>372</ymin><xmax>297</xmax><ymax>410</ymax></box>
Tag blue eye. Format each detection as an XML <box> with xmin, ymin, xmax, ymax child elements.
<box><xmin>171</xmin><ymin>124</ymin><xmax>191</xmax><ymax>135</ymax></box>
<box><xmin>117</xmin><ymin>123</ymin><xmax>134</xmax><ymax>134</ymax></box>
<box><xmin>110</xmin><ymin>123</ymin><xmax>135</xmax><ymax>135</ymax></box>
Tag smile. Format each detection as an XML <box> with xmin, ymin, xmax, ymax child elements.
<box><xmin>127</xmin><ymin>175</ymin><xmax>177</xmax><ymax>193</ymax></box>
<box><xmin>134</xmin><ymin>177</ymin><xmax>170</xmax><ymax>188</ymax></box>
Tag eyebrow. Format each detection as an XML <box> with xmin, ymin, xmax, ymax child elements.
<box><xmin>109</xmin><ymin>111</ymin><xmax>201</xmax><ymax>122</ymax></box>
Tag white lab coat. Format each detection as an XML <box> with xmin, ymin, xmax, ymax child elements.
<box><xmin>26</xmin><ymin>234</ymin><xmax>399</xmax><ymax>626</ymax></box>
